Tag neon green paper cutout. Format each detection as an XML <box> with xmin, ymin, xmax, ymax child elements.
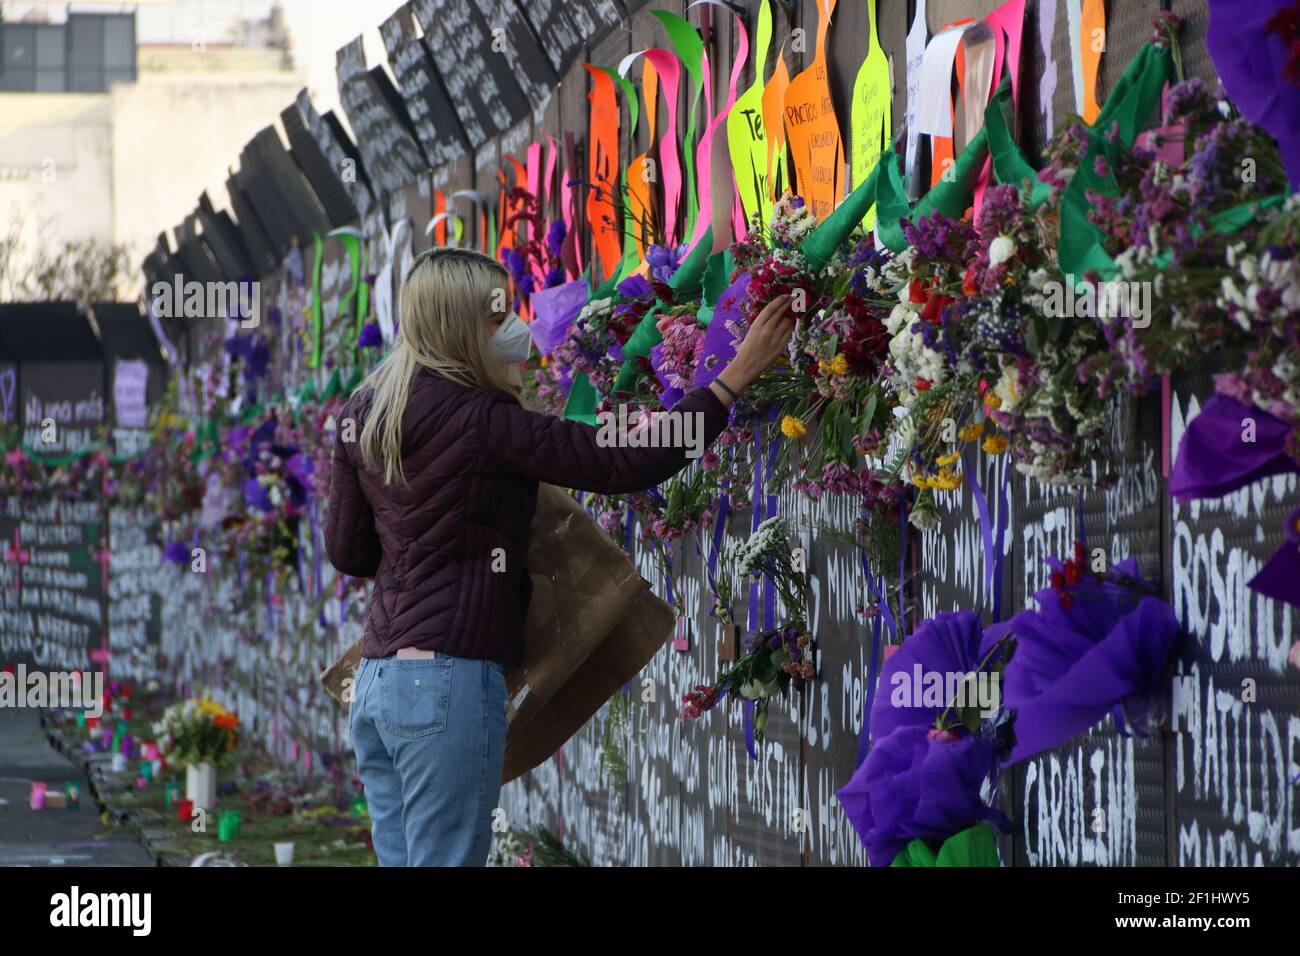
<box><xmin>849</xmin><ymin>1</ymin><xmax>892</xmax><ymax>228</ymax></box>
<box><xmin>727</xmin><ymin>0</ymin><xmax>774</xmax><ymax>228</ymax></box>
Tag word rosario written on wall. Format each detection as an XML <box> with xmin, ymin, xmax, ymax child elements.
<box><xmin>1169</xmin><ymin>390</ymin><xmax>1300</xmax><ymax>866</ymax></box>
<box><xmin>0</xmin><ymin>497</ymin><xmax>103</xmax><ymax>669</ymax></box>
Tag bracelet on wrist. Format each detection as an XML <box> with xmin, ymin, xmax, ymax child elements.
<box><xmin>712</xmin><ymin>375</ymin><xmax>741</xmax><ymax>401</ymax></box>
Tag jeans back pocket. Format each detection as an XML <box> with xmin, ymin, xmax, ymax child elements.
<box><xmin>379</xmin><ymin>659</ymin><xmax>452</xmax><ymax>738</ymax></box>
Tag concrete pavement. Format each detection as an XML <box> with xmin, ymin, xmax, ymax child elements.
<box><xmin>0</xmin><ymin>707</ymin><xmax>153</xmax><ymax>867</ymax></box>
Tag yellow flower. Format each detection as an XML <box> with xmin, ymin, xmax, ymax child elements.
<box><xmin>539</xmin><ymin>355</ymin><xmax>550</xmax><ymax>368</ymax></box>
<box><xmin>780</xmin><ymin>415</ymin><xmax>807</xmax><ymax>439</ymax></box>
<box><xmin>911</xmin><ymin>474</ymin><xmax>932</xmax><ymax>489</ymax></box>
<box><xmin>934</xmin><ymin>466</ymin><xmax>964</xmax><ymax>490</ymax></box>
<box><xmin>817</xmin><ymin>358</ymin><xmax>831</xmax><ymax>376</ymax></box>
<box><xmin>958</xmin><ymin>422</ymin><xmax>985</xmax><ymax>442</ymax></box>
<box><xmin>984</xmin><ymin>394</ymin><xmax>1002</xmax><ymax>410</ymax></box>
<box><xmin>829</xmin><ymin>353</ymin><xmax>849</xmax><ymax>375</ymax></box>
<box><xmin>982</xmin><ymin>435</ymin><xmax>1010</xmax><ymax>455</ymax></box>
<box><xmin>935</xmin><ymin>452</ymin><xmax>960</xmax><ymax>467</ymax></box>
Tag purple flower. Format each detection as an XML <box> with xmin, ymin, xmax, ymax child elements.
<box><xmin>646</xmin><ymin>243</ymin><xmax>686</xmax><ymax>283</ymax></box>
<box><xmin>616</xmin><ymin>273</ymin><xmax>654</xmax><ymax>301</ymax></box>
<box><xmin>163</xmin><ymin>540</ymin><xmax>190</xmax><ymax>565</ymax></box>
<box><xmin>546</xmin><ymin>220</ymin><xmax>566</xmax><ymax>259</ymax></box>
<box><xmin>356</xmin><ymin>322</ymin><xmax>382</xmax><ymax>349</ymax></box>
<box><xmin>501</xmin><ymin>247</ymin><xmax>529</xmax><ymax>286</ymax></box>
<box><xmin>242</xmin><ymin>478</ymin><xmax>273</xmax><ymax>513</ymax></box>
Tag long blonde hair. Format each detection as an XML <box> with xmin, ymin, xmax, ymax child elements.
<box><xmin>356</xmin><ymin>247</ymin><xmax>516</xmax><ymax>486</ymax></box>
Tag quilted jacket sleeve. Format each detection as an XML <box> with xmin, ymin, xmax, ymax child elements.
<box><xmin>324</xmin><ymin>420</ymin><xmax>383</xmax><ymax>578</ymax></box>
<box><xmin>482</xmin><ymin>386</ymin><xmax>730</xmax><ymax>494</ymax></box>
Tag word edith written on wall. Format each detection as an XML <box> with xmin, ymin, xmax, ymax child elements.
<box><xmin>6</xmin><ymin>0</ymin><xmax>1295</xmax><ymax>869</ymax></box>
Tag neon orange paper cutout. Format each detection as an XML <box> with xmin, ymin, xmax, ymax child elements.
<box><xmin>782</xmin><ymin>0</ymin><xmax>843</xmax><ymax>221</ymax></box>
<box><xmin>584</xmin><ymin>63</ymin><xmax>622</xmax><ymax>283</ymax></box>
<box><xmin>1080</xmin><ymin>0</ymin><xmax>1105</xmax><ymax>124</ymax></box>
<box><xmin>762</xmin><ymin>47</ymin><xmax>791</xmax><ymax>202</ymax></box>
<box><xmin>432</xmin><ymin>191</ymin><xmax>447</xmax><ymax>246</ymax></box>
<box><xmin>627</xmin><ymin>59</ymin><xmax>660</xmax><ymax>260</ymax></box>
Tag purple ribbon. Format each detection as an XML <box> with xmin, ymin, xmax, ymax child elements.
<box><xmin>694</xmin><ymin>490</ymin><xmax>730</xmax><ymax>598</ymax></box>
<box><xmin>661</xmin><ymin>543</ymin><xmax>676</xmax><ymax>607</ymax></box>
<box><xmin>763</xmin><ymin>412</ymin><xmax>781</xmax><ymax>632</ymax></box>
<box><xmin>964</xmin><ymin>452</ymin><xmax>1011</xmax><ymax>623</ymax></box>
<box><xmin>747</xmin><ymin>430</ymin><xmax>763</xmax><ymax>633</ymax></box>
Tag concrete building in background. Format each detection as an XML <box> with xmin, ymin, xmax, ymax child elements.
<box><xmin>0</xmin><ymin>1</ymin><xmax>305</xmax><ymax>300</ymax></box>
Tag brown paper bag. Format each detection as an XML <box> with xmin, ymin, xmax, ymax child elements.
<box><xmin>319</xmin><ymin>483</ymin><xmax>674</xmax><ymax>784</ymax></box>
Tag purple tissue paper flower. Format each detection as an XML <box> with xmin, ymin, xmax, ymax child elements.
<box><xmin>836</xmin><ymin>611</ymin><xmax>1010</xmax><ymax>866</ymax></box>
<box><xmin>985</xmin><ymin>557</ymin><xmax>1179</xmax><ymax>766</ymax></box>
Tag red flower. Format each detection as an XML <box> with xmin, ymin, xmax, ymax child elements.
<box><xmin>920</xmin><ymin>292</ymin><xmax>952</xmax><ymax>325</ymax></box>
<box><xmin>914</xmin><ymin>378</ymin><xmax>932</xmax><ymax>392</ymax></box>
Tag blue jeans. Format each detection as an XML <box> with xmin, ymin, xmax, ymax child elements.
<box><xmin>349</xmin><ymin>653</ymin><xmax>508</xmax><ymax>866</ymax></box>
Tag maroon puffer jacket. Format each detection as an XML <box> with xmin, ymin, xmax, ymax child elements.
<box><xmin>324</xmin><ymin>368</ymin><xmax>729</xmax><ymax>664</ymax></box>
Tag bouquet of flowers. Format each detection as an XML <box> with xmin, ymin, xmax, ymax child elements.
<box><xmin>679</xmin><ymin>517</ymin><xmax>814</xmax><ymax>742</ymax></box>
<box><xmin>152</xmin><ymin>696</ymin><xmax>241</xmax><ymax>766</ymax></box>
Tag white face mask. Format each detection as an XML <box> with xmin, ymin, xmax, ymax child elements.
<box><xmin>490</xmin><ymin>312</ymin><xmax>532</xmax><ymax>364</ymax></box>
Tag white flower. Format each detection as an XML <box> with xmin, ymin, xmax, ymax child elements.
<box><xmin>988</xmin><ymin>236</ymin><xmax>1017</xmax><ymax>267</ymax></box>
<box><xmin>908</xmin><ymin>502</ymin><xmax>940</xmax><ymax>532</ymax></box>
<box><xmin>1113</xmin><ymin>247</ymin><xmax>1139</xmax><ymax>280</ymax></box>
<box><xmin>993</xmin><ymin>364</ymin><xmax>1021</xmax><ymax>412</ymax></box>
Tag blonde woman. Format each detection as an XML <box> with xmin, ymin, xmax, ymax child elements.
<box><xmin>325</xmin><ymin>247</ymin><xmax>794</xmax><ymax>866</ymax></box>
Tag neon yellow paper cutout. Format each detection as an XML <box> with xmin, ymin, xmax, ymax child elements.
<box><xmin>850</xmin><ymin>0</ymin><xmax>892</xmax><ymax>229</ymax></box>
<box><xmin>727</xmin><ymin>0</ymin><xmax>774</xmax><ymax>229</ymax></box>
